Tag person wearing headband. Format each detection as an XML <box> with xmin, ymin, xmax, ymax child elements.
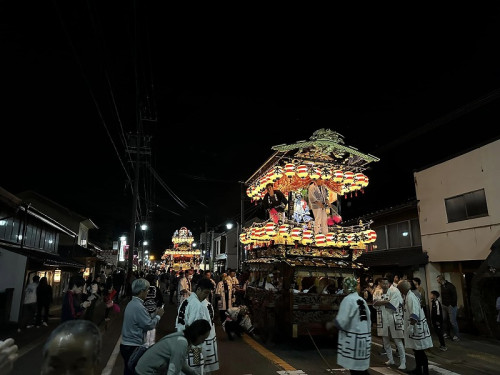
<box><xmin>326</xmin><ymin>276</ymin><xmax>371</xmax><ymax>374</ymax></box>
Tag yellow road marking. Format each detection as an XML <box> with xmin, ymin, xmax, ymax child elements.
<box><xmin>242</xmin><ymin>334</ymin><xmax>296</xmax><ymax>371</ymax></box>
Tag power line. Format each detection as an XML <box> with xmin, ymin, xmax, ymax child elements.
<box><xmin>52</xmin><ymin>0</ymin><xmax>133</xmax><ymax>192</ymax></box>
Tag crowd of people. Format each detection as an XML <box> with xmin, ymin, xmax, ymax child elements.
<box><xmin>1</xmin><ymin>265</ymin><xmax>472</xmax><ymax>375</ymax></box>
<box><xmin>327</xmin><ymin>272</ymin><xmax>462</xmax><ymax>375</ymax></box>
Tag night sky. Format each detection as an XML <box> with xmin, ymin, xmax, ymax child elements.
<box><xmin>2</xmin><ymin>2</ymin><xmax>500</xmax><ymax>257</ymax></box>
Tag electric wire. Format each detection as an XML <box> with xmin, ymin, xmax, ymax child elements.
<box><xmin>52</xmin><ymin>0</ymin><xmax>133</xmax><ymax>192</ymax></box>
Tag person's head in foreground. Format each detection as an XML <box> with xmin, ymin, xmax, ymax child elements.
<box><xmin>40</xmin><ymin>320</ymin><xmax>102</xmax><ymax>375</ymax></box>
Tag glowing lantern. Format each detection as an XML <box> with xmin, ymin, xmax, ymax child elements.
<box><xmin>259</xmin><ymin>226</ymin><xmax>270</xmax><ymax>240</ymax></box>
<box><xmin>272</xmin><ymin>166</ymin><xmax>283</xmax><ymax>181</ymax></box>
<box><xmin>266</xmin><ymin>170</ymin><xmax>275</xmax><ymax>183</ymax></box>
<box><xmin>310</xmin><ymin>167</ymin><xmax>322</xmax><ymax>180</ymax></box>
<box><xmin>346</xmin><ymin>233</ymin><xmax>355</xmax><ymax>246</ymax></box>
<box><xmin>321</xmin><ymin>167</ymin><xmax>332</xmax><ymax>180</ymax></box>
<box><xmin>278</xmin><ymin>224</ymin><xmax>290</xmax><ymax>237</ymax></box>
<box><xmin>315</xmin><ymin>233</ymin><xmax>326</xmax><ymax>246</ymax></box>
<box><xmin>302</xmin><ymin>229</ymin><xmax>313</xmax><ymax>244</ymax></box>
<box><xmin>260</xmin><ymin>176</ymin><xmax>269</xmax><ymax>191</ymax></box>
<box><xmin>353</xmin><ymin>173</ymin><xmax>365</xmax><ymax>186</ymax></box>
<box><xmin>326</xmin><ymin>232</ymin><xmax>337</xmax><ymax>246</ymax></box>
<box><xmin>265</xmin><ymin>222</ymin><xmax>277</xmax><ymax>237</ymax></box>
<box><xmin>361</xmin><ymin>175</ymin><xmax>369</xmax><ymax>188</ymax></box>
<box><xmin>343</xmin><ymin>171</ymin><xmax>354</xmax><ymax>184</ymax></box>
<box><xmin>285</xmin><ymin>163</ymin><xmax>296</xmax><ymax>178</ymax></box>
<box><xmin>333</xmin><ymin>170</ymin><xmax>344</xmax><ymax>182</ymax></box>
<box><xmin>246</xmin><ymin>187</ymin><xmax>253</xmax><ymax>198</ymax></box>
<box><xmin>365</xmin><ymin>230</ymin><xmax>377</xmax><ymax>243</ymax></box>
<box><xmin>290</xmin><ymin>227</ymin><xmax>302</xmax><ymax>241</ymax></box>
<box><xmin>250</xmin><ymin>227</ymin><xmax>259</xmax><ymax>240</ymax></box>
<box><xmin>296</xmin><ymin>165</ymin><xmax>309</xmax><ymax>179</ymax></box>
<box><xmin>338</xmin><ymin>233</ymin><xmax>350</xmax><ymax>247</ymax></box>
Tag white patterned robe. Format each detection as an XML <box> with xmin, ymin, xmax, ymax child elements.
<box><xmin>403</xmin><ymin>290</ymin><xmax>433</xmax><ymax>350</ymax></box>
<box><xmin>374</xmin><ymin>286</ymin><xmax>404</xmax><ymax>339</ymax></box>
<box><xmin>334</xmin><ymin>292</ymin><xmax>372</xmax><ymax>371</ymax></box>
<box><xmin>176</xmin><ymin>294</ymin><xmax>219</xmax><ymax>374</ymax></box>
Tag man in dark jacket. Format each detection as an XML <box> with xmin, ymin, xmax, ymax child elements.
<box><xmin>261</xmin><ymin>183</ymin><xmax>288</xmax><ymax>223</ymax></box>
<box><xmin>436</xmin><ymin>274</ymin><xmax>460</xmax><ymax>341</ymax></box>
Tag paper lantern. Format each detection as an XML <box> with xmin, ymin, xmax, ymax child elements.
<box><xmin>365</xmin><ymin>230</ymin><xmax>377</xmax><ymax>243</ymax></box>
<box><xmin>260</xmin><ymin>226</ymin><xmax>270</xmax><ymax>240</ymax></box>
<box><xmin>337</xmin><ymin>233</ymin><xmax>350</xmax><ymax>247</ymax></box>
<box><xmin>310</xmin><ymin>167</ymin><xmax>322</xmax><ymax>180</ymax></box>
<box><xmin>315</xmin><ymin>233</ymin><xmax>326</xmax><ymax>246</ymax></box>
<box><xmin>296</xmin><ymin>165</ymin><xmax>309</xmax><ymax>179</ymax></box>
<box><xmin>291</xmin><ymin>227</ymin><xmax>302</xmax><ymax>241</ymax></box>
<box><xmin>266</xmin><ymin>170</ymin><xmax>275</xmax><ymax>183</ymax></box>
<box><xmin>343</xmin><ymin>171</ymin><xmax>354</xmax><ymax>184</ymax></box>
<box><xmin>285</xmin><ymin>163</ymin><xmax>296</xmax><ymax>178</ymax></box>
<box><xmin>321</xmin><ymin>167</ymin><xmax>332</xmax><ymax>180</ymax></box>
<box><xmin>362</xmin><ymin>175</ymin><xmax>369</xmax><ymax>188</ymax></box>
<box><xmin>278</xmin><ymin>224</ymin><xmax>290</xmax><ymax>237</ymax></box>
<box><xmin>333</xmin><ymin>170</ymin><xmax>344</xmax><ymax>182</ymax></box>
<box><xmin>326</xmin><ymin>232</ymin><xmax>337</xmax><ymax>246</ymax></box>
<box><xmin>302</xmin><ymin>229</ymin><xmax>313</xmax><ymax>244</ymax></box>
<box><xmin>272</xmin><ymin>165</ymin><xmax>283</xmax><ymax>181</ymax></box>
<box><xmin>265</xmin><ymin>222</ymin><xmax>277</xmax><ymax>237</ymax></box>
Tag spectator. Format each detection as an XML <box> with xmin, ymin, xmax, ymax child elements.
<box><xmin>135</xmin><ymin>319</ymin><xmax>211</xmax><ymax>375</ymax></box>
<box><xmin>35</xmin><ymin>276</ymin><xmax>53</xmax><ymax>328</ymax></box>
<box><xmin>40</xmin><ymin>320</ymin><xmax>102</xmax><ymax>375</ymax></box>
<box><xmin>176</xmin><ymin>278</ymin><xmax>219</xmax><ymax>375</ymax></box>
<box><xmin>436</xmin><ymin>274</ymin><xmax>460</xmax><ymax>341</ymax></box>
<box><xmin>397</xmin><ymin>280</ymin><xmax>433</xmax><ymax>375</ymax></box>
<box><xmin>177</xmin><ymin>270</ymin><xmax>192</xmax><ymax>308</ymax></box>
<box><xmin>215</xmin><ymin>273</ymin><xmax>233</xmax><ymax>322</ymax></box>
<box><xmin>61</xmin><ymin>275</ymin><xmax>91</xmax><ymax>322</ymax></box>
<box><xmin>413</xmin><ymin>277</ymin><xmax>428</xmax><ymax>319</ymax></box>
<box><xmin>120</xmin><ymin>278</ymin><xmax>164</xmax><ymax>375</ymax></box>
<box><xmin>325</xmin><ymin>276</ymin><xmax>371</xmax><ymax>374</ymax></box>
<box><xmin>17</xmin><ymin>274</ymin><xmax>39</xmax><ymax>332</ymax></box>
<box><xmin>169</xmin><ymin>269</ymin><xmax>178</xmax><ymax>305</ymax></box>
<box><xmin>143</xmin><ymin>274</ymin><xmax>164</xmax><ymax>346</ymax></box>
<box><xmin>430</xmin><ymin>290</ymin><xmax>447</xmax><ymax>351</ymax></box>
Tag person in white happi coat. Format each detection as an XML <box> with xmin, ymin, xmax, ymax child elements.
<box><xmin>215</xmin><ymin>273</ymin><xmax>233</xmax><ymax>322</ymax></box>
<box><xmin>373</xmin><ymin>277</ymin><xmax>406</xmax><ymax>370</ymax></box>
<box><xmin>176</xmin><ymin>278</ymin><xmax>219</xmax><ymax>375</ymax></box>
<box><xmin>397</xmin><ymin>280</ymin><xmax>433</xmax><ymax>375</ymax></box>
<box><xmin>326</xmin><ymin>276</ymin><xmax>371</xmax><ymax>375</ymax></box>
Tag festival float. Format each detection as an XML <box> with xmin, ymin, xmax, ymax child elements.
<box><xmin>161</xmin><ymin>227</ymin><xmax>202</xmax><ymax>271</ymax></box>
<box><xmin>241</xmin><ymin>128</ymin><xmax>379</xmax><ymax>339</ymax></box>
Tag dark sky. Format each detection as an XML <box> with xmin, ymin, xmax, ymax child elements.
<box><xmin>2</xmin><ymin>2</ymin><xmax>500</xmax><ymax>257</ymax></box>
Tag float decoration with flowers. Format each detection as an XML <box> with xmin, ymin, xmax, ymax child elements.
<box><xmin>161</xmin><ymin>226</ymin><xmax>201</xmax><ymax>270</ymax></box>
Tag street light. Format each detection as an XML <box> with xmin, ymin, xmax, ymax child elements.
<box><xmin>226</xmin><ymin>221</ymin><xmax>240</xmax><ymax>270</ymax></box>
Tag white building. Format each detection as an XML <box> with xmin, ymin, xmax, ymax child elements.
<box><xmin>415</xmin><ymin>137</ymin><xmax>500</xmax><ymax>337</ymax></box>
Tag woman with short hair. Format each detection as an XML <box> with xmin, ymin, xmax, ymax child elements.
<box><xmin>135</xmin><ymin>319</ymin><xmax>211</xmax><ymax>375</ymax></box>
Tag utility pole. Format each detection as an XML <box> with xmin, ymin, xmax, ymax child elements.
<box><xmin>239</xmin><ymin>181</ymin><xmax>245</xmax><ymax>268</ymax></box>
<box><xmin>127</xmin><ymin>132</ymin><xmax>141</xmax><ymax>275</ymax></box>
<box><xmin>204</xmin><ymin>215</ymin><xmax>208</xmax><ymax>271</ymax></box>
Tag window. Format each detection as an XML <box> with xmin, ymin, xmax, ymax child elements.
<box><xmin>373</xmin><ymin>227</ymin><xmax>387</xmax><ymax>250</ymax></box>
<box><xmin>445</xmin><ymin>189</ymin><xmax>488</xmax><ymax>223</ymax></box>
<box><xmin>373</xmin><ymin>218</ymin><xmax>421</xmax><ymax>250</ymax></box>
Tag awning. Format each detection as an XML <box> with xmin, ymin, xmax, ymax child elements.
<box><xmin>356</xmin><ymin>247</ymin><xmax>428</xmax><ymax>268</ymax></box>
<box><xmin>0</xmin><ymin>243</ymin><xmax>85</xmax><ymax>269</ymax></box>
